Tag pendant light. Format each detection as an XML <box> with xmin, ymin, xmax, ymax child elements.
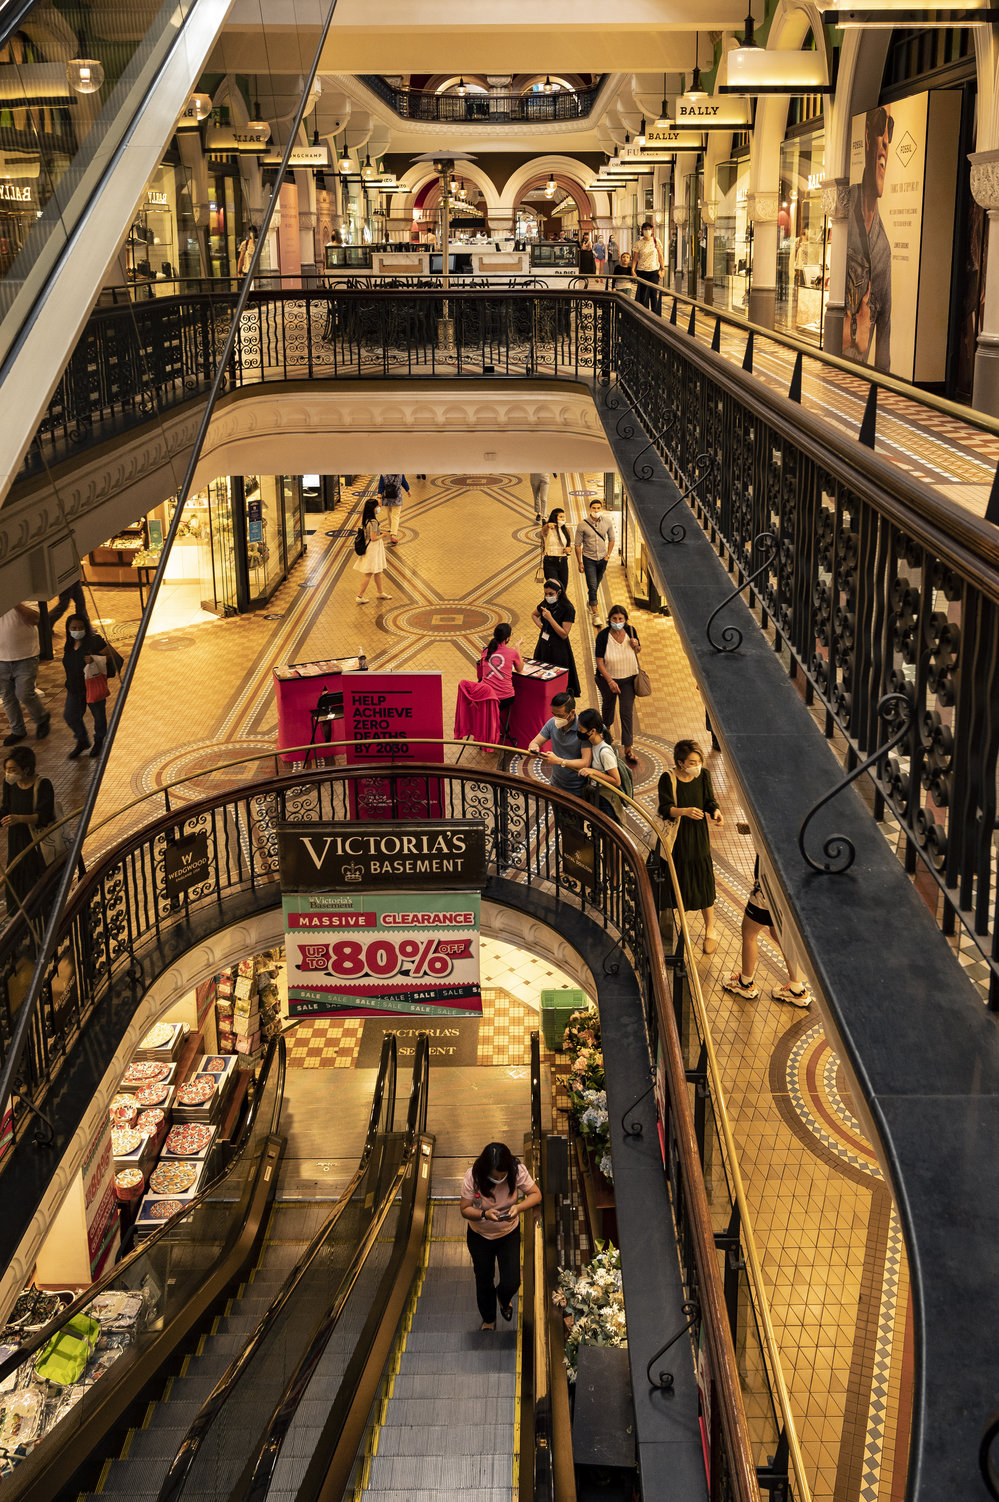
<box><xmin>456</xmin><ymin>77</ymin><xmax>467</xmax><ymax>96</ymax></box>
<box><xmin>338</xmin><ymin>134</ymin><xmax>352</xmax><ymax>174</ymax></box>
<box><xmin>685</xmin><ymin>36</ymin><xmax>707</xmax><ymax>103</ymax></box>
<box><xmin>246</xmin><ymin>78</ymin><xmax>270</xmax><ymax>143</ymax></box>
<box><xmin>545</xmin><ymin>173</ymin><xmax>557</xmax><ymax>197</ymax></box>
<box><xmin>636</xmin><ymin>117</ymin><xmax>647</xmax><ymax>146</ymax></box>
<box><xmin>543</xmin><ymin>75</ymin><xmax>555</xmax><ymax>94</ymax></box>
<box><xmin>654</xmin><ymin>75</ymin><xmax>670</xmax><ymax>129</ymax></box>
<box><xmin>66</xmin><ymin>30</ymin><xmax>104</xmax><ymax>94</ymax></box>
<box><xmin>362</xmin><ymin>151</ymin><xmax>375</xmax><ymax>178</ymax></box>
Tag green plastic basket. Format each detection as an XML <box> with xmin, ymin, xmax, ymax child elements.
<box><xmin>540</xmin><ymin>989</ymin><xmax>586</xmax><ymax>1051</ymax></box>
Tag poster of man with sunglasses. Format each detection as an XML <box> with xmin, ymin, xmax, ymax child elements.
<box><xmin>843</xmin><ymin>105</ymin><xmax>893</xmax><ymax>372</ymax></box>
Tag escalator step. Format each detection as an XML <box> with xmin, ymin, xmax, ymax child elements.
<box><xmin>366</xmin><ymin>1453</ymin><xmax>511</xmax><ymax>1491</ymax></box>
<box><xmin>397</xmin><ymin>1350</ymin><xmax>515</xmax><ymax>1376</ymax></box>
<box><xmin>388</xmin><ymin>1372</ymin><xmax>516</xmax><ymax>1400</ymax></box>
<box><xmin>361</xmin><ymin>1492</ymin><xmax>512</xmax><ymax>1502</ymax></box>
<box><xmin>140</xmin><ymin>1399</ymin><xmax>204</xmax><ymax>1430</ymax></box>
<box><xmin>402</xmin><ymin>1329</ymin><xmax>516</xmax><ymax>1353</ymax></box>
<box><xmin>366</xmin><ymin>1397</ymin><xmax>486</xmax><ymax>1429</ymax></box>
<box><xmin>98</xmin><ymin>1458</ymin><xmax>179</xmax><ymax>1493</ymax></box>
<box><xmin>121</xmin><ymin>1425</ymin><xmax>189</xmax><ymax>1461</ymax></box>
<box><xmin>166</xmin><ymin>1364</ymin><xmax>231</xmax><ymax>1397</ymax></box>
<box><xmin>373</xmin><ymin>1422</ymin><xmax>514</xmax><ymax>1457</ymax></box>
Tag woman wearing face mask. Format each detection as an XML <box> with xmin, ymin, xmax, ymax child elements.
<box><xmin>531</xmin><ymin>580</ymin><xmax>580</xmax><ymax>697</ymax></box>
<box><xmin>352</xmin><ymin>497</ymin><xmax>390</xmax><ymax>603</ymax></box>
<box><xmin>633</xmin><ymin>221</ymin><xmax>664</xmax><ymax>313</ymax></box>
<box><xmin>460</xmin><ymin>1141</ymin><xmax>541</xmax><ymax>1330</ymax></box>
<box><xmin>63</xmin><ymin>614</ymin><xmax>112</xmax><ymax>760</ymax></box>
<box><xmin>658</xmin><ymin>739</ymin><xmax>724</xmax><ymax>954</ymax></box>
<box><xmin>576</xmin><ymin>707</ymin><xmax>623</xmax><ymax>823</ymax></box>
<box><xmin>1</xmin><ymin>745</ymin><xmax>53</xmax><ymax>917</ymax></box>
<box><xmin>540</xmin><ymin>506</ymin><xmax>572</xmax><ymax>591</ymax></box>
<box><xmin>594</xmin><ymin>604</ymin><xmax>641</xmax><ymax>767</ymax></box>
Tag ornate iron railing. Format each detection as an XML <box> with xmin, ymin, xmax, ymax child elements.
<box><xmin>358</xmin><ymin>75</ymin><xmax>603</xmax><ymax>122</ymax></box>
<box><xmin>0</xmin><ymin>758</ymin><xmax>783</xmax><ymax>1502</ymax></box>
<box><xmin>611</xmin><ymin>298</ymin><xmax>999</xmax><ymax>1004</ymax></box>
<box><xmin>17</xmin><ymin>288</ymin><xmax>612</xmax><ymax>480</ymax></box>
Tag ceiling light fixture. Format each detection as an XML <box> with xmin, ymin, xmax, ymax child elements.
<box><xmin>362</xmin><ymin>151</ymin><xmax>375</xmax><ymax>178</ymax></box>
<box><xmin>654</xmin><ymin>74</ymin><xmax>671</xmax><ymax>128</ymax></box>
<box><xmin>636</xmin><ymin>117</ymin><xmax>647</xmax><ymax>146</ymax></box>
<box><xmin>456</xmin><ymin>77</ymin><xmax>467</xmax><ymax>96</ymax></box>
<box><xmin>543</xmin><ymin>75</ymin><xmax>555</xmax><ymax>94</ymax></box>
<box><xmin>338</xmin><ymin>135</ymin><xmax>352</xmax><ymax>174</ymax></box>
<box><xmin>685</xmin><ymin>36</ymin><xmax>708</xmax><ymax>102</ymax></box>
<box><xmin>66</xmin><ymin>31</ymin><xmax>104</xmax><ymax>94</ymax></box>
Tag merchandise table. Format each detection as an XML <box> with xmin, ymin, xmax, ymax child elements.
<box><xmin>507</xmin><ymin>661</ymin><xmax>569</xmax><ymax>750</ymax></box>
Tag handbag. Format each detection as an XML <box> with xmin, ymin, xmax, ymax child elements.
<box><xmin>635</xmin><ymin>667</ymin><xmax>652</xmax><ymax>698</ymax></box>
<box><xmin>33</xmin><ymin>781</ymin><xmax>71</xmax><ymax>864</ymax></box>
<box><xmin>85</xmin><ymin>674</ymin><xmax>108</xmax><ymax>704</ymax></box>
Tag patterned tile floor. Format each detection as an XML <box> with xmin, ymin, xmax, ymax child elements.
<box><xmin>22</xmin><ymin>471</ymin><xmax>911</xmax><ymax>1501</ymax></box>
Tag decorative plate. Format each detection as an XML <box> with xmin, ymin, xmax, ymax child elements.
<box><xmin>149</xmin><ymin>1161</ymin><xmax>198</xmax><ymax>1195</ymax></box>
<box><xmin>139</xmin><ymin>1022</ymin><xmax>174</xmax><ymax>1051</ymax></box>
<box><xmin>176</xmin><ymin>1076</ymin><xmax>216</xmax><ymax>1106</ymax></box>
<box><xmin>110</xmin><ymin>1094</ymin><xmax>133</xmax><ymax>1113</ymax></box>
<box><xmin>164</xmin><ymin>1123</ymin><xmax>212</xmax><ymax>1156</ymax></box>
<box><xmin>0</xmin><ymin>1389</ymin><xmax>43</xmax><ymax>1445</ymax></box>
<box><xmin>109</xmin><ymin>1104</ymin><xmax>137</xmax><ymax>1129</ymax></box>
<box><xmin>114</xmin><ymin>1168</ymin><xmax>144</xmax><ymax>1190</ymax></box>
<box><xmin>146</xmin><ymin>1198</ymin><xmax>187</xmax><ymax>1220</ymax></box>
<box><xmin>135</xmin><ymin>1109</ymin><xmax>164</xmax><ymax>1136</ymax></box>
<box><xmin>122</xmin><ymin>1062</ymin><xmax>170</xmax><ymax>1087</ymax></box>
<box><xmin>111</xmin><ymin>1128</ymin><xmax>143</xmax><ymax>1157</ymax></box>
<box><xmin>202</xmin><ymin>1057</ymin><xmax>228</xmax><ymax>1074</ymax></box>
<box><xmin>134</xmin><ymin>1084</ymin><xmax>169</xmax><ymax>1107</ymax></box>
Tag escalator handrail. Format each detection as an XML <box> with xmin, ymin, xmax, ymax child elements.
<box><xmin>238</xmin><ymin>1036</ymin><xmax>432</xmax><ymax>1501</ymax></box>
<box><xmin>520</xmin><ymin>1031</ymin><xmax>542</xmax><ymax>1502</ymax></box>
<box><xmin>0</xmin><ymin>1033</ymin><xmax>285</xmax><ymax>1389</ymax></box>
<box><xmin>156</xmin><ymin>1032</ymin><xmax>399</xmax><ymax>1502</ymax></box>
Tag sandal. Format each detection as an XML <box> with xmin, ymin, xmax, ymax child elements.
<box><xmin>480</xmin><ymin>1321</ymin><xmax>495</xmax><ymax>1331</ymax></box>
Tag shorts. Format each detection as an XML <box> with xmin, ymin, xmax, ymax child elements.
<box><xmin>744</xmin><ymin>897</ymin><xmax>772</xmax><ymax>927</ymax></box>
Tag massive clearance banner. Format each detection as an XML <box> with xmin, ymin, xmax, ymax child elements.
<box><xmin>284</xmin><ymin>891</ymin><xmax>482</xmax><ymax>1018</ymax></box>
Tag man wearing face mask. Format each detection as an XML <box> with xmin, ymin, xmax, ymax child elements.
<box><xmin>528</xmin><ymin>692</ymin><xmax>591</xmax><ymax>795</ymax></box>
<box><xmin>573</xmin><ymin>498</ymin><xmax>615</xmax><ymax>628</ymax></box>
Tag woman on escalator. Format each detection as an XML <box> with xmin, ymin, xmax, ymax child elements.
<box><xmin>461</xmin><ymin>1142</ymin><xmax>542</xmax><ymax>1330</ymax></box>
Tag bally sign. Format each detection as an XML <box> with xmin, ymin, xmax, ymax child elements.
<box><xmin>279</xmin><ymin>820</ymin><xmax>486</xmax><ymax>892</ymax></box>
<box><xmin>164</xmin><ymin>831</ymin><xmax>211</xmax><ymax>899</ymax></box>
<box><xmin>669</xmin><ymin>96</ymin><xmax>752</xmax><ymax>129</ymax></box>
<box><xmin>642</xmin><ymin>128</ymin><xmax>706</xmax><ymax>150</ymax></box>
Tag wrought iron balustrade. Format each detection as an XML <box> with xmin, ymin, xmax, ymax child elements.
<box><xmin>358</xmin><ymin>75</ymin><xmax>603</xmax><ymax>121</ymax></box>
<box><xmin>0</xmin><ymin>759</ymin><xmax>769</xmax><ymax>1502</ymax></box>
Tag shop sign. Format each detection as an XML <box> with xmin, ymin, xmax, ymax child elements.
<box><xmin>283</xmin><ymin>890</ymin><xmax>482</xmax><ymax>1017</ymax></box>
<box><xmin>343</xmin><ymin>672</ymin><xmax>445</xmax><ymax>820</ymax></box>
<box><xmin>278</xmin><ymin>819</ymin><xmax>486</xmax><ymax>891</ymax></box>
<box><xmin>0</xmin><ymin>182</ymin><xmax>33</xmax><ymax>205</ymax></box>
<box><xmin>669</xmin><ymin>95</ymin><xmax>752</xmax><ymax>129</ymax></box>
<box><xmin>559</xmin><ymin>818</ymin><xmax>596</xmax><ymax>891</ymax></box>
<box><xmin>356</xmin><ymin>1017</ymin><xmax>480</xmax><ymax>1067</ymax></box>
<box><xmin>247</xmin><ymin>497</ymin><xmax>262</xmax><ymax>543</ymax></box>
<box><xmin>164</xmin><ymin>831</ymin><xmax>211</xmax><ymax>899</ymax></box>
<box><xmin>146</xmin><ymin>190</ymin><xmax>169</xmax><ymax>206</ymax></box>
<box><xmin>205</xmin><ymin>124</ymin><xmax>267</xmax><ymax>155</ymax></box>
<box><xmin>807</xmin><ymin>171</ymin><xmax>825</xmax><ymax>191</ymax></box>
<box><xmin>642</xmin><ymin>128</ymin><xmax>705</xmax><ymax>150</ymax></box>
<box><xmin>82</xmin><ymin>1117</ymin><xmax>119</xmax><ymax>1279</ymax></box>
<box><xmin>262</xmin><ymin>143</ymin><xmax>332</xmax><ymax>169</ymax></box>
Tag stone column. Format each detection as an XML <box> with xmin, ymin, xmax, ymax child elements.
<box><xmin>700</xmin><ymin>200</ymin><xmax>717</xmax><ymax>305</ymax></box>
<box><xmin>747</xmin><ymin>192</ymin><xmax>780</xmax><ymax>328</ymax></box>
<box><xmin>299</xmin><ymin>210</ymin><xmax>318</xmax><ymax>287</ymax></box>
<box><xmin>971</xmin><ymin>152</ymin><xmax>999</xmax><ymax>417</ymax></box>
<box><xmin>820</xmin><ymin>177</ymin><xmax>850</xmax><ymax>358</ymax></box>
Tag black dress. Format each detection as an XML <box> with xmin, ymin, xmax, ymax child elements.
<box><xmin>657</xmin><ymin>768</ymin><xmax>719</xmax><ymax>911</ymax></box>
<box><xmin>578</xmin><ymin>246</ymin><xmax>596</xmax><ymax>275</ymax></box>
<box><xmin>2</xmin><ymin>776</ymin><xmax>54</xmax><ymax>915</ymax></box>
<box><xmin>533</xmin><ymin>596</ymin><xmax>580</xmax><ymax>696</ymax></box>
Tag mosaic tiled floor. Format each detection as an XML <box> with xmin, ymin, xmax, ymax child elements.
<box><xmin>23</xmin><ymin>470</ymin><xmax>912</xmax><ymax>1501</ymax></box>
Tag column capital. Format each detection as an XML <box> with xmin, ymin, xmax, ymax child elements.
<box><xmin>820</xmin><ymin>177</ymin><xmax>851</xmax><ymax>221</ymax></box>
<box><xmin>699</xmin><ymin>199</ymin><xmax>718</xmax><ymax>225</ymax></box>
<box><xmin>298</xmin><ymin>211</ymin><xmax>317</xmax><ymax>230</ymax></box>
<box><xmin>747</xmin><ymin>192</ymin><xmax>780</xmax><ymax>223</ymax></box>
<box><xmin>969</xmin><ymin>150</ymin><xmax>999</xmax><ymax>210</ymax></box>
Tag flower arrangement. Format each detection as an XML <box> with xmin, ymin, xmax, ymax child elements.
<box><xmin>564</xmin><ymin>1005</ymin><xmax>613</xmax><ymax>1182</ymax></box>
<box><xmin>553</xmin><ymin>1243</ymin><xmax>627</xmax><ymax>1383</ymax></box>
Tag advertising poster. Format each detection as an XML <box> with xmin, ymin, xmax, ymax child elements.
<box><xmin>82</xmin><ymin>1117</ymin><xmax>119</xmax><ymax>1279</ymax></box>
<box><xmin>342</xmin><ymin>672</ymin><xmax>444</xmax><ymax>820</ymax></box>
<box><xmin>284</xmin><ymin>891</ymin><xmax>482</xmax><ymax>1018</ymax></box>
<box><xmin>278</xmin><ymin>820</ymin><xmax>486</xmax><ymax>892</ymax></box>
<box><xmin>845</xmin><ymin>91</ymin><xmax>960</xmax><ymax>381</ymax></box>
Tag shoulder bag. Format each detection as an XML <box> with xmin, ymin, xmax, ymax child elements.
<box><xmin>33</xmin><ymin>780</ymin><xmax>71</xmax><ymax>864</ymax></box>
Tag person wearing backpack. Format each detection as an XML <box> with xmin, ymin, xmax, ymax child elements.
<box><xmin>594</xmin><ymin>605</ymin><xmax>641</xmax><ymax>766</ymax></box>
<box><xmin>377</xmin><ymin>473</ymin><xmax>410</xmax><ymax>546</ymax></box>
<box><xmin>576</xmin><ymin>708</ymin><xmax>627</xmax><ymax>824</ymax></box>
<box><xmin>352</xmin><ymin>497</ymin><xmax>390</xmax><ymax>603</ymax></box>
<box><xmin>62</xmin><ymin>614</ymin><xmax>114</xmax><ymax>760</ymax></box>
<box><xmin>1</xmin><ymin>744</ymin><xmax>53</xmax><ymax>915</ymax></box>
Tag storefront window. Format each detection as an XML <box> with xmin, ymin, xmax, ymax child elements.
<box><xmin>247</xmin><ymin>476</ymin><xmax>286</xmax><ymax>604</ymax></box>
<box><xmin>280</xmin><ymin>477</ymin><xmax>304</xmax><ymax>569</ymax></box>
<box><xmin>208</xmin><ymin>168</ymin><xmax>243</xmax><ymax>281</ymax></box>
<box><xmin>776</xmin><ymin>130</ymin><xmax>829</xmax><ymax>346</ymax></box>
<box><xmin>194</xmin><ymin>478</ymin><xmax>239</xmax><ymax>616</ymax></box>
<box><xmin>714</xmin><ymin>158</ymin><xmax>751</xmax><ymax>314</ymax></box>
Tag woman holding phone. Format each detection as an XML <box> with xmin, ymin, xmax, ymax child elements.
<box><xmin>460</xmin><ymin>1142</ymin><xmax>541</xmax><ymax>1329</ymax></box>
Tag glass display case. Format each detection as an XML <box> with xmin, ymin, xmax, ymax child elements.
<box><xmin>324</xmin><ymin>245</ymin><xmax>373</xmax><ymax>269</ymax></box>
<box><xmin>530</xmin><ymin>241</ymin><xmax>580</xmax><ymax>270</ymax></box>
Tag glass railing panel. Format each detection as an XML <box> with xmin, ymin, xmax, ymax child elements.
<box><xmin>0</xmin><ymin>0</ymin><xmax>200</xmax><ymax>368</ymax></box>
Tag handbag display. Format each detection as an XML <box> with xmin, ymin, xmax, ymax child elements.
<box><xmin>635</xmin><ymin>667</ymin><xmax>652</xmax><ymax>698</ymax></box>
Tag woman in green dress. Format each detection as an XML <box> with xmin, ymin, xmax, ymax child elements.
<box><xmin>657</xmin><ymin>739</ymin><xmax>724</xmax><ymax>953</ymax></box>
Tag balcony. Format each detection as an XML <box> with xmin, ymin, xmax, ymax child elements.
<box><xmin>358</xmin><ymin>74</ymin><xmax>605</xmax><ymax>123</ymax></box>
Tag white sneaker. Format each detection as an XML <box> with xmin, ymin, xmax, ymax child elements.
<box><xmin>356</xmin><ymin>595</ymin><xmax>368</xmax><ymax>603</ymax></box>
<box><xmin>773</xmin><ymin>985</ymin><xmax>811</xmax><ymax>1009</ymax></box>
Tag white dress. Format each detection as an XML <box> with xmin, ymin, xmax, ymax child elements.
<box><xmin>353</xmin><ymin>521</ymin><xmax>387</xmax><ymax>576</ymax></box>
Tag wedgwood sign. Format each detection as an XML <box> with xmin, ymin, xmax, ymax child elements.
<box><xmin>278</xmin><ymin>820</ymin><xmax>487</xmax><ymax>891</ymax></box>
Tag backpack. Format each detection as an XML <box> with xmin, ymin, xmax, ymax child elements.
<box><xmin>587</xmin><ymin>744</ymin><xmax>632</xmax><ymax>823</ymax></box>
<box><xmin>382</xmin><ymin>476</ymin><xmax>401</xmax><ymax>501</ymax></box>
<box><xmin>354</xmin><ymin>526</ymin><xmax>368</xmax><ymax>556</ymax></box>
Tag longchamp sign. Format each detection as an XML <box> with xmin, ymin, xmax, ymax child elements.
<box><xmin>278</xmin><ymin>820</ymin><xmax>487</xmax><ymax>892</ymax></box>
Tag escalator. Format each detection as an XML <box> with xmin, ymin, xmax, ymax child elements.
<box><xmin>231</xmin><ymin>1032</ymin><xmax>575</xmax><ymax>1502</ymax></box>
<box><xmin>0</xmin><ymin>0</ymin><xmax>234</xmax><ymax>499</ymax></box>
<box><xmin>0</xmin><ymin>1029</ymin><xmax>407</xmax><ymax>1501</ymax></box>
